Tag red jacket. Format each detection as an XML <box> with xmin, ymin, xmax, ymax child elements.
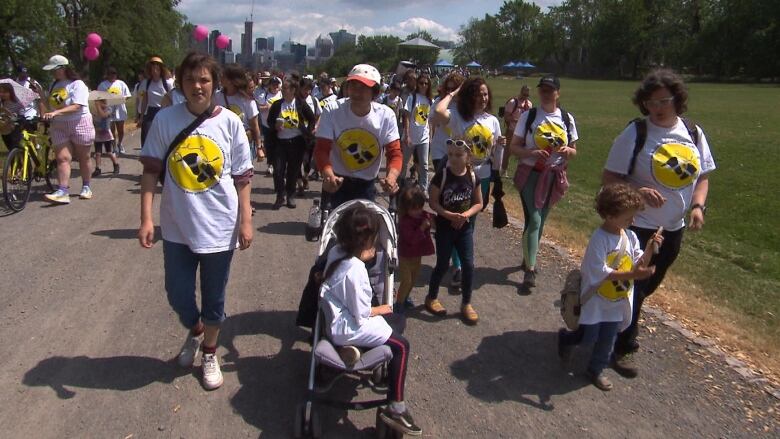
<box><xmin>398</xmin><ymin>212</ymin><xmax>435</xmax><ymax>258</ymax></box>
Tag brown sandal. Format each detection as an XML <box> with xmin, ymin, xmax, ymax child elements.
<box><xmin>424</xmin><ymin>298</ymin><xmax>447</xmax><ymax>316</ymax></box>
<box><xmin>461</xmin><ymin>304</ymin><xmax>479</xmax><ymax>325</ymax></box>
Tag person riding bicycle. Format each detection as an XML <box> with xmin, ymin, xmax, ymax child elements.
<box><xmin>314</xmin><ymin>64</ymin><xmax>402</xmax><ymax>208</ymax></box>
<box><xmin>0</xmin><ymin>83</ymin><xmax>28</xmax><ymax>151</ymax></box>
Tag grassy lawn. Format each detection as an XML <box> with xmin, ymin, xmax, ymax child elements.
<box><xmin>487</xmin><ymin>77</ymin><xmax>780</xmax><ymax>343</ymax></box>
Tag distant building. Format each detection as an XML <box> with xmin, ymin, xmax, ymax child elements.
<box><xmin>209</xmin><ymin>30</ymin><xmax>221</xmax><ymax>57</ymax></box>
<box><xmin>315</xmin><ymin>35</ymin><xmax>334</xmax><ymax>59</ymax></box>
<box><xmin>268</xmin><ymin>36</ymin><xmax>275</xmax><ymax>52</ymax></box>
<box><xmin>329</xmin><ymin>29</ymin><xmax>356</xmax><ymax>51</ymax></box>
<box><xmin>224</xmin><ymin>51</ymin><xmax>236</xmax><ymax>64</ymax></box>
<box><xmin>290</xmin><ymin>43</ymin><xmax>307</xmax><ymax>64</ymax></box>
<box><xmin>190</xmin><ymin>32</ymin><xmax>209</xmax><ymax>54</ymax></box>
<box><xmin>255</xmin><ymin>37</ymin><xmax>268</xmax><ymax>52</ymax></box>
<box><xmin>241</xmin><ymin>20</ymin><xmax>253</xmax><ymax>67</ymax></box>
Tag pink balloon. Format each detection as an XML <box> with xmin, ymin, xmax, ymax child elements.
<box><xmin>193</xmin><ymin>25</ymin><xmax>208</xmax><ymax>42</ymax></box>
<box><xmin>84</xmin><ymin>46</ymin><xmax>99</xmax><ymax>61</ymax></box>
<box><xmin>215</xmin><ymin>35</ymin><xmax>230</xmax><ymax>50</ymax></box>
<box><xmin>86</xmin><ymin>33</ymin><xmax>102</xmax><ymax>48</ymax></box>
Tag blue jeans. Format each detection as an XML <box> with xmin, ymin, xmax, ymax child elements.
<box><xmin>163</xmin><ymin>240</ymin><xmax>234</xmax><ymax>328</ymax></box>
<box><xmin>560</xmin><ymin>322</ymin><xmax>620</xmax><ymax>375</ymax></box>
<box><xmin>427</xmin><ymin>217</ymin><xmax>475</xmax><ymax>304</ymax></box>
<box><xmin>401</xmin><ymin>142</ymin><xmax>429</xmax><ymax>191</ymax></box>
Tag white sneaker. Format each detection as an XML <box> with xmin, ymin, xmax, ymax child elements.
<box><xmin>79</xmin><ymin>186</ymin><xmax>93</xmax><ymax>200</ymax></box>
<box><xmin>177</xmin><ymin>333</ymin><xmax>201</xmax><ymax>367</ymax></box>
<box><xmin>202</xmin><ymin>353</ymin><xmax>223</xmax><ymax>390</ymax></box>
<box><xmin>44</xmin><ymin>189</ymin><xmax>70</xmax><ymax>204</ymax></box>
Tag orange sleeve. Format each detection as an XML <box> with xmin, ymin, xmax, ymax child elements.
<box><xmin>384</xmin><ymin>139</ymin><xmax>402</xmax><ymax>172</ymax></box>
<box><xmin>314</xmin><ymin>138</ymin><xmax>334</xmax><ymax>172</ymax></box>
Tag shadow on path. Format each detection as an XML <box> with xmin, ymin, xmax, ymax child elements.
<box><xmin>450</xmin><ymin>330</ymin><xmax>587</xmax><ymax>411</ymax></box>
<box><xmin>92</xmin><ymin>226</ymin><xmax>160</xmax><ymax>240</ymax></box>
<box><xmin>222</xmin><ymin>309</ymin><xmax>371</xmax><ymax>437</ymax></box>
<box><xmin>22</xmin><ymin>355</ymin><xmax>189</xmax><ymax>399</ymax></box>
<box><xmin>258</xmin><ymin>221</ymin><xmax>306</xmax><ymax>236</ymax></box>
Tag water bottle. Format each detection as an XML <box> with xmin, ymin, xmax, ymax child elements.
<box><xmin>305</xmin><ymin>199</ymin><xmax>321</xmax><ymax>241</ymax></box>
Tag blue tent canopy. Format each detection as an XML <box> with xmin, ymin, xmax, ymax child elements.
<box><xmin>466</xmin><ymin>61</ymin><xmax>481</xmax><ymax>68</ymax></box>
<box><xmin>521</xmin><ymin>61</ymin><xmax>536</xmax><ymax>68</ymax></box>
<box><xmin>502</xmin><ymin>62</ymin><xmax>515</xmax><ymax>68</ymax></box>
<box><xmin>434</xmin><ymin>59</ymin><xmax>454</xmax><ymax>67</ymax></box>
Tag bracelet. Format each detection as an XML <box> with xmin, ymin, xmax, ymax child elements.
<box><xmin>691</xmin><ymin>203</ymin><xmax>707</xmax><ymax>215</ymax></box>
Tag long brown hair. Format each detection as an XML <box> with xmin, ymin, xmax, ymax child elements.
<box><xmin>456</xmin><ymin>76</ymin><xmax>492</xmax><ymax>121</ymax></box>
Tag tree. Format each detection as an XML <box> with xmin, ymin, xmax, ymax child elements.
<box><xmin>0</xmin><ymin>0</ymin><xmax>65</xmax><ymax>81</ymax></box>
<box><xmin>358</xmin><ymin>35</ymin><xmax>401</xmax><ymax>72</ymax></box>
<box><xmin>398</xmin><ymin>31</ymin><xmax>439</xmax><ymax>67</ymax></box>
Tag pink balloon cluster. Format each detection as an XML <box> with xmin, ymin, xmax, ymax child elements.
<box><xmin>193</xmin><ymin>25</ymin><xmax>209</xmax><ymax>42</ymax></box>
<box><xmin>84</xmin><ymin>32</ymin><xmax>102</xmax><ymax>61</ymax></box>
<box><xmin>215</xmin><ymin>34</ymin><xmax>230</xmax><ymax>50</ymax></box>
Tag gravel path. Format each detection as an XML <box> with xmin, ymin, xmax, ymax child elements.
<box><xmin>1</xmin><ymin>129</ymin><xmax>777</xmax><ymax>438</ymax></box>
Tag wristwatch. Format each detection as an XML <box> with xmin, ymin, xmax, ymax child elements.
<box><xmin>691</xmin><ymin>203</ymin><xmax>707</xmax><ymax>215</ymax></box>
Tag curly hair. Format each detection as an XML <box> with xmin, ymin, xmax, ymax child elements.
<box><xmin>633</xmin><ymin>69</ymin><xmax>688</xmax><ymax>116</ymax></box>
<box><xmin>456</xmin><ymin>76</ymin><xmax>492</xmax><ymax>121</ymax></box>
<box><xmin>595</xmin><ymin>183</ymin><xmax>644</xmax><ymax>219</ymax></box>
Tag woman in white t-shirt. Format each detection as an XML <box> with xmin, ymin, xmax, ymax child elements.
<box><xmin>508</xmin><ymin>75</ymin><xmax>578</xmax><ymax>291</ymax></box>
<box><xmin>429</xmin><ymin>72</ymin><xmax>465</xmax><ymax>173</ymax></box>
<box><xmin>36</xmin><ymin>55</ymin><xmax>96</xmax><ymax>204</ymax></box>
<box><xmin>215</xmin><ymin>64</ymin><xmax>261</xmax><ymax>158</ymax></box>
<box><xmin>602</xmin><ymin>69</ymin><xmax>715</xmax><ymax>377</ymax></box>
<box><xmin>136</xmin><ymin>56</ymin><xmax>174</xmax><ymax>146</ymax></box>
<box><xmin>267</xmin><ymin>77</ymin><xmax>316</xmax><ymax>209</ymax></box>
<box><xmin>255</xmin><ymin>77</ymin><xmax>282</xmax><ymax>173</ymax></box>
<box><xmin>138</xmin><ymin>52</ymin><xmax>254</xmax><ymax>391</ymax></box>
<box><xmin>97</xmin><ymin>67</ymin><xmax>132</xmax><ymax>152</ymax></box>
<box><xmin>402</xmin><ymin>73</ymin><xmax>433</xmax><ymax>192</ymax></box>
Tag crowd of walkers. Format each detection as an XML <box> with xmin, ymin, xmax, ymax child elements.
<box><xmin>1</xmin><ymin>50</ymin><xmax>714</xmax><ymax>436</ymax></box>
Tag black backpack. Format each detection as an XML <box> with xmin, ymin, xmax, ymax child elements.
<box><xmin>626</xmin><ymin>117</ymin><xmax>699</xmax><ymax>175</ymax></box>
<box><xmin>523</xmin><ymin>107</ymin><xmax>572</xmax><ymax>145</ymax></box>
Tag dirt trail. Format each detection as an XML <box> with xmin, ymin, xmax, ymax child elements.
<box><xmin>0</xmin><ymin>129</ymin><xmax>777</xmax><ymax>438</ymax></box>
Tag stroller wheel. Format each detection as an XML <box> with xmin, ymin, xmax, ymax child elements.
<box><xmin>294</xmin><ymin>402</ymin><xmax>321</xmax><ymax>438</ymax></box>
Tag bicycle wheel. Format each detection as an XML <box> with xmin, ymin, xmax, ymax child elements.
<box><xmin>3</xmin><ymin>148</ymin><xmax>34</xmax><ymax>212</ymax></box>
<box><xmin>44</xmin><ymin>146</ymin><xmax>57</xmax><ymax>192</ymax></box>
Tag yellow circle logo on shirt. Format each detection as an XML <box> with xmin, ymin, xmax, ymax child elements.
<box><xmin>336</xmin><ymin>128</ymin><xmax>380</xmax><ymax>171</ymax></box>
<box><xmin>280</xmin><ymin>108</ymin><xmax>299</xmax><ymax>129</ymax></box>
<box><xmin>168</xmin><ymin>134</ymin><xmax>224</xmax><ymax>193</ymax></box>
<box><xmin>598</xmin><ymin>252</ymin><xmax>634</xmax><ymax>301</ymax></box>
<box><xmin>533</xmin><ymin>121</ymin><xmax>566</xmax><ymax>150</ymax></box>
<box><xmin>227</xmin><ymin>104</ymin><xmax>244</xmax><ymax>120</ymax></box>
<box><xmin>49</xmin><ymin>88</ymin><xmax>68</xmax><ymax>109</ymax></box>
<box><xmin>651</xmin><ymin>143</ymin><xmax>700</xmax><ymax>190</ymax></box>
<box><xmin>414</xmin><ymin>104</ymin><xmax>430</xmax><ymax>126</ymax></box>
<box><xmin>464</xmin><ymin>122</ymin><xmax>493</xmax><ymax>160</ymax></box>
<box><xmin>107</xmin><ymin>85</ymin><xmax>121</xmax><ymax>95</ymax></box>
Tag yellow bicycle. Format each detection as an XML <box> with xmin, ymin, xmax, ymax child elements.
<box><xmin>2</xmin><ymin>117</ymin><xmax>56</xmax><ymax>212</ymax></box>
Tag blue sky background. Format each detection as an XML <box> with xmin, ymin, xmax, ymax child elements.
<box><xmin>177</xmin><ymin>0</ymin><xmax>560</xmax><ymax>51</ymax></box>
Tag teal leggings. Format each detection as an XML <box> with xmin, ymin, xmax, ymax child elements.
<box><xmin>519</xmin><ymin>171</ymin><xmax>550</xmax><ymax>269</ymax></box>
<box><xmin>450</xmin><ymin>178</ymin><xmax>491</xmax><ymax>268</ymax></box>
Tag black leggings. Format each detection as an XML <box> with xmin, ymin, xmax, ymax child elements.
<box><xmin>382</xmin><ymin>313</ymin><xmax>409</xmax><ymax>402</ymax></box>
<box><xmin>140</xmin><ymin>107</ymin><xmax>161</xmax><ymax>146</ymax></box>
<box><xmin>2</xmin><ymin>125</ymin><xmax>22</xmax><ymax>151</ymax></box>
<box><xmin>273</xmin><ymin>136</ymin><xmax>305</xmax><ymax>196</ymax></box>
<box><xmin>615</xmin><ymin>226</ymin><xmax>684</xmax><ymax>355</ymax></box>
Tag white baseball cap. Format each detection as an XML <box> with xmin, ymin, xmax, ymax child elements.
<box><xmin>346</xmin><ymin>64</ymin><xmax>381</xmax><ymax>88</ymax></box>
<box><xmin>43</xmin><ymin>55</ymin><xmax>69</xmax><ymax>71</ymax></box>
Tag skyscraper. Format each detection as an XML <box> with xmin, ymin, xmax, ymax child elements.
<box><xmin>268</xmin><ymin>36</ymin><xmax>275</xmax><ymax>52</ymax></box>
<box><xmin>209</xmin><ymin>30</ymin><xmax>221</xmax><ymax>56</ymax></box>
<box><xmin>241</xmin><ymin>20</ymin><xmax>253</xmax><ymax>63</ymax></box>
<box><xmin>329</xmin><ymin>29</ymin><xmax>356</xmax><ymax>51</ymax></box>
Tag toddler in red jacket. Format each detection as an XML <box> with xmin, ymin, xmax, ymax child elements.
<box><xmin>396</xmin><ymin>185</ymin><xmax>435</xmax><ymax>312</ymax></box>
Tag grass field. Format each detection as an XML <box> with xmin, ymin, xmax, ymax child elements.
<box><xmin>486</xmin><ymin>77</ymin><xmax>780</xmax><ymax>345</ymax></box>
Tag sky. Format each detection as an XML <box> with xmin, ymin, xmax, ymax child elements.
<box><xmin>176</xmin><ymin>0</ymin><xmax>560</xmax><ymax>51</ymax></box>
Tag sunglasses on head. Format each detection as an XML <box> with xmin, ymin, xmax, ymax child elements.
<box><xmin>446</xmin><ymin>139</ymin><xmax>471</xmax><ymax>151</ymax></box>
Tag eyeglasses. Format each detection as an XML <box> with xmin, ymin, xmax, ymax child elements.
<box><xmin>446</xmin><ymin>139</ymin><xmax>471</xmax><ymax>151</ymax></box>
<box><xmin>644</xmin><ymin>97</ymin><xmax>674</xmax><ymax>108</ymax></box>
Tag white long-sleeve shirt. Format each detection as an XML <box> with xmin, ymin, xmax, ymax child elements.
<box><xmin>320</xmin><ymin>246</ymin><xmax>392</xmax><ymax>347</ymax></box>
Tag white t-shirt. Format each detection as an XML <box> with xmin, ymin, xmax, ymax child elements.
<box><xmin>404</xmin><ymin>93</ymin><xmax>431</xmax><ymax>145</ymax></box>
<box><xmin>317</xmin><ymin>101</ymin><xmax>400</xmax><ymax>180</ymax></box>
<box><xmin>276</xmin><ymin>99</ymin><xmax>302</xmax><ymax>140</ymax></box>
<box><xmin>170</xmin><ymin>88</ymin><xmax>187</xmax><ymax>106</ymax></box>
<box><xmin>255</xmin><ymin>89</ymin><xmax>281</xmax><ymax>127</ymax></box>
<box><xmin>447</xmin><ymin>109</ymin><xmax>503</xmax><ymax>180</ymax></box>
<box><xmin>579</xmin><ymin>228</ymin><xmax>644</xmax><ymax>329</ymax></box>
<box><xmin>48</xmin><ymin>80</ymin><xmax>89</xmax><ymax>122</ymax></box>
<box><xmin>319</xmin><ymin>93</ymin><xmax>337</xmax><ymax>112</ymax></box>
<box><xmin>142</xmin><ymin>78</ymin><xmax>175</xmax><ymax>114</ymax></box>
<box><xmin>429</xmin><ymin>97</ymin><xmax>455</xmax><ymax>161</ymax></box>
<box><xmin>320</xmin><ymin>245</ymin><xmax>392</xmax><ymax>347</ymax></box>
<box><xmin>215</xmin><ymin>90</ymin><xmax>259</xmax><ymax>131</ymax></box>
<box><xmin>97</xmin><ymin>79</ymin><xmax>131</xmax><ymax>117</ymax></box>
<box><xmin>140</xmin><ymin>104</ymin><xmax>253</xmax><ymax>253</ymax></box>
<box><xmin>305</xmin><ymin>95</ymin><xmax>321</xmax><ymax>119</ymax></box>
<box><xmin>514</xmin><ymin>107</ymin><xmax>579</xmax><ymax>168</ymax></box>
<box><xmin>604</xmin><ymin>117</ymin><xmax>716</xmax><ymax>231</ymax></box>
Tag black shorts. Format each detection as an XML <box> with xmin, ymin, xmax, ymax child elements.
<box><xmin>94</xmin><ymin>140</ymin><xmax>114</xmax><ymax>154</ymax></box>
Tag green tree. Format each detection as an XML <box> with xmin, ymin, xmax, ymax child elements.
<box><xmin>357</xmin><ymin>35</ymin><xmax>401</xmax><ymax>72</ymax></box>
<box><xmin>0</xmin><ymin>0</ymin><xmax>65</xmax><ymax>80</ymax></box>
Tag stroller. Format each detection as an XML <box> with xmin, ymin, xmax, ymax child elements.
<box><xmin>294</xmin><ymin>199</ymin><xmax>404</xmax><ymax>439</ymax></box>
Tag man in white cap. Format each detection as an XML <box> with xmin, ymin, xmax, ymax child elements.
<box><xmin>314</xmin><ymin>63</ymin><xmax>402</xmax><ymax>208</ymax></box>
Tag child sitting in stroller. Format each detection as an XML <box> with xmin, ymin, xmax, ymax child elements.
<box><xmin>320</xmin><ymin>205</ymin><xmax>422</xmax><ymax>436</ymax></box>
